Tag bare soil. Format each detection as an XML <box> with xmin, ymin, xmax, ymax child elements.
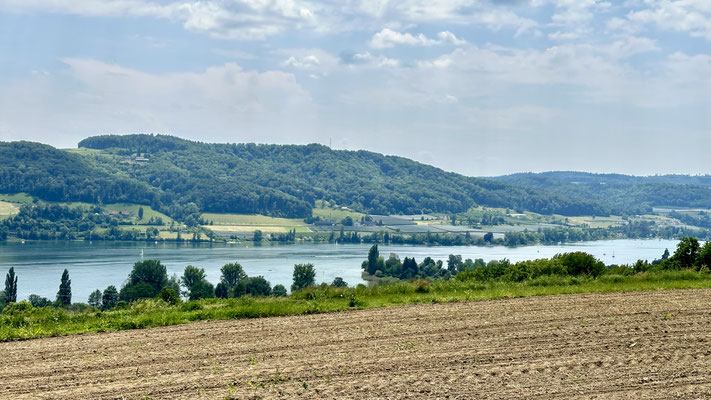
<box><xmin>2</xmin><ymin>289</ymin><xmax>711</xmax><ymax>399</ymax></box>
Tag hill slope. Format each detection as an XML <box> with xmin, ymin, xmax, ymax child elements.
<box><xmin>75</xmin><ymin>134</ymin><xmax>607</xmax><ymax>217</ymax></box>
<box><xmin>492</xmin><ymin>171</ymin><xmax>711</xmax><ymax>215</ymax></box>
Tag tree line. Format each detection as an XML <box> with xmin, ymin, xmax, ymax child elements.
<box><xmin>0</xmin><ymin>260</ymin><xmax>347</xmax><ymax>312</ymax></box>
<box><xmin>361</xmin><ymin>237</ymin><xmax>711</xmax><ymax>282</ymax></box>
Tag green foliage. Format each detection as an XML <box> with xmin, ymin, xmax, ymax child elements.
<box><xmin>4</xmin><ymin>267</ymin><xmax>17</xmax><ymax>304</ymax></box>
<box><xmin>291</xmin><ymin>263</ymin><xmax>316</xmax><ymax>292</ymax></box>
<box><xmin>220</xmin><ymin>263</ymin><xmax>247</xmax><ymax>287</ymax></box>
<box><xmin>72</xmin><ymin>134</ymin><xmax>614</xmax><ymax>217</ymax></box>
<box><xmin>120</xmin><ymin>260</ymin><xmax>168</xmax><ymax>302</ymax></box>
<box><xmin>672</xmin><ymin>237</ymin><xmax>700</xmax><ymax>270</ymax></box>
<box><xmin>181</xmin><ymin>265</ymin><xmax>206</xmax><ymax>293</ymax></box>
<box><xmin>159</xmin><ymin>287</ymin><xmax>181</xmax><ymax>305</ymax></box>
<box><xmin>331</xmin><ymin>277</ymin><xmax>348</xmax><ymax>287</ymax></box>
<box><xmin>28</xmin><ymin>294</ymin><xmax>52</xmax><ymax>308</ymax></box>
<box><xmin>553</xmin><ymin>252</ymin><xmax>606</xmax><ymax>277</ymax></box>
<box><xmin>88</xmin><ymin>289</ymin><xmax>102</xmax><ymax>308</ymax></box>
<box><xmin>253</xmin><ymin>230</ymin><xmax>263</xmax><ymax>242</ymax></box>
<box><xmin>102</xmin><ymin>285</ymin><xmax>119</xmax><ymax>310</ymax></box>
<box><xmin>2</xmin><ymin>300</ymin><xmax>32</xmax><ymax>315</ymax></box>
<box><xmin>3</xmin><ymin>268</ymin><xmax>711</xmax><ymax>341</ymax></box>
<box><xmin>187</xmin><ymin>280</ymin><xmax>215</xmax><ymax>301</ymax></box>
<box><xmin>272</xmin><ymin>284</ymin><xmax>288</xmax><ymax>297</ymax></box>
<box><xmin>56</xmin><ymin>269</ymin><xmax>72</xmax><ymax>307</ymax></box>
<box><xmin>245</xmin><ymin>276</ymin><xmax>272</xmax><ymax>296</ymax></box>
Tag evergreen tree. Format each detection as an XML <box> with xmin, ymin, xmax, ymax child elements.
<box><xmin>138</xmin><ymin>207</ymin><xmax>144</xmax><ymax>220</ymax></box>
<box><xmin>56</xmin><ymin>269</ymin><xmax>72</xmax><ymax>306</ymax></box>
<box><xmin>367</xmin><ymin>244</ymin><xmax>379</xmax><ymax>275</ymax></box>
<box><xmin>4</xmin><ymin>267</ymin><xmax>17</xmax><ymax>304</ymax></box>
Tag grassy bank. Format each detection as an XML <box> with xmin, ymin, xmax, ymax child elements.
<box><xmin>2</xmin><ymin>270</ymin><xmax>711</xmax><ymax>341</ymax></box>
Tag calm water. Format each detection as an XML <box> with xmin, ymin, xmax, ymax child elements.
<box><xmin>0</xmin><ymin>239</ymin><xmax>678</xmax><ymax>302</ymax></box>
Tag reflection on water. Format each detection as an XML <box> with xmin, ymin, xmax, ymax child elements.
<box><xmin>0</xmin><ymin>239</ymin><xmax>678</xmax><ymax>302</ymax></box>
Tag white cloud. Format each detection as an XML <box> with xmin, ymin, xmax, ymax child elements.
<box><xmin>370</xmin><ymin>28</ymin><xmax>465</xmax><ymax>48</ymax></box>
<box><xmin>0</xmin><ymin>59</ymin><xmax>314</xmax><ymax>144</ymax></box>
<box><xmin>0</xmin><ymin>0</ymin><xmax>319</xmax><ymax>40</ymax></box>
<box><xmin>628</xmin><ymin>0</ymin><xmax>711</xmax><ymax>40</ymax></box>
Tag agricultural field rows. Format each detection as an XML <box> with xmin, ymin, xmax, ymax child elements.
<box><xmin>2</xmin><ymin>289</ymin><xmax>711</xmax><ymax>399</ymax></box>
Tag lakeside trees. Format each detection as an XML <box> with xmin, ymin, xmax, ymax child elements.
<box><xmin>4</xmin><ymin>268</ymin><xmax>17</xmax><ymax>304</ymax></box>
<box><xmin>1</xmin><ymin>237</ymin><xmax>709</xmax><ymax>314</ymax></box>
<box><xmin>56</xmin><ymin>269</ymin><xmax>72</xmax><ymax>306</ymax></box>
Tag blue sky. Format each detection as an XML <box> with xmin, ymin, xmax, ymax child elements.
<box><xmin>1</xmin><ymin>0</ymin><xmax>710</xmax><ymax>176</ymax></box>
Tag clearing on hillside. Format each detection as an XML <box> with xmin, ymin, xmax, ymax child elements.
<box><xmin>2</xmin><ymin>289</ymin><xmax>711</xmax><ymax>399</ymax></box>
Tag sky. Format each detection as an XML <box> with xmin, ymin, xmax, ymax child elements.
<box><xmin>0</xmin><ymin>0</ymin><xmax>710</xmax><ymax>177</ymax></box>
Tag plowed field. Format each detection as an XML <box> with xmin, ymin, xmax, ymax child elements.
<box><xmin>2</xmin><ymin>289</ymin><xmax>711</xmax><ymax>399</ymax></box>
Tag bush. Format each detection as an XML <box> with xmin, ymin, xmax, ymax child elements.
<box><xmin>245</xmin><ymin>276</ymin><xmax>271</xmax><ymax>296</ymax></box>
<box><xmin>159</xmin><ymin>287</ymin><xmax>181</xmax><ymax>304</ymax></box>
<box><xmin>272</xmin><ymin>284</ymin><xmax>288</xmax><ymax>297</ymax></box>
<box><xmin>2</xmin><ymin>300</ymin><xmax>32</xmax><ymax>315</ymax></box>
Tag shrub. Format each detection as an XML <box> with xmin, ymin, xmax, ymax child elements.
<box><xmin>2</xmin><ymin>300</ymin><xmax>32</xmax><ymax>315</ymax></box>
<box><xmin>159</xmin><ymin>287</ymin><xmax>181</xmax><ymax>304</ymax></box>
<box><xmin>272</xmin><ymin>284</ymin><xmax>288</xmax><ymax>297</ymax></box>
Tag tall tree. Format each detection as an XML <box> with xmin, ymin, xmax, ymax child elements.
<box><xmin>367</xmin><ymin>244</ymin><xmax>379</xmax><ymax>275</ymax></box>
<box><xmin>291</xmin><ymin>263</ymin><xmax>316</xmax><ymax>292</ymax></box>
<box><xmin>4</xmin><ymin>267</ymin><xmax>17</xmax><ymax>304</ymax></box>
<box><xmin>102</xmin><ymin>285</ymin><xmax>119</xmax><ymax>309</ymax></box>
<box><xmin>138</xmin><ymin>206</ymin><xmax>144</xmax><ymax>220</ymax></box>
<box><xmin>88</xmin><ymin>289</ymin><xmax>102</xmax><ymax>308</ymax></box>
<box><xmin>56</xmin><ymin>269</ymin><xmax>72</xmax><ymax>306</ymax></box>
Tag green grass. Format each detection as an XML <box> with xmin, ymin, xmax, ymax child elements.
<box><xmin>0</xmin><ymin>193</ymin><xmax>33</xmax><ymax>204</ymax></box>
<box><xmin>202</xmin><ymin>213</ymin><xmax>306</xmax><ymax>226</ymax></box>
<box><xmin>2</xmin><ymin>270</ymin><xmax>711</xmax><ymax>341</ymax></box>
<box><xmin>0</xmin><ymin>201</ymin><xmax>20</xmax><ymax>219</ymax></box>
<box><xmin>312</xmin><ymin>200</ymin><xmax>365</xmax><ymax>222</ymax></box>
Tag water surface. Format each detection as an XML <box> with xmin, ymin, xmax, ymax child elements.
<box><xmin>0</xmin><ymin>239</ymin><xmax>678</xmax><ymax>302</ymax></box>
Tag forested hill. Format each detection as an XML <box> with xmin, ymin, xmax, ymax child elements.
<box><xmin>74</xmin><ymin>134</ymin><xmax>603</xmax><ymax>218</ymax></box>
<box><xmin>492</xmin><ymin>172</ymin><xmax>711</xmax><ymax>214</ymax></box>
<box><xmin>0</xmin><ymin>141</ymin><xmax>159</xmax><ymax>205</ymax></box>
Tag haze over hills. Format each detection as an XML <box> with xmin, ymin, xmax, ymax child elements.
<box><xmin>492</xmin><ymin>172</ymin><xmax>711</xmax><ymax>215</ymax></box>
<box><xmin>2</xmin><ymin>134</ymin><xmax>711</xmax><ymax>223</ymax></box>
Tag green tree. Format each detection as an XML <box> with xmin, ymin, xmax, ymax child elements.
<box><xmin>272</xmin><ymin>284</ymin><xmax>287</xmax><ymax>297</ymax></box>
<box><xmin>291</xmin><ymin>263</ymin><xmax>316</xmax><ymax>292</ymax></box>
<box><xmin>220</xmin><ymin>263</ymin><xmax>247</xmax><ymax>287</ymax></box>
<box><xmin>331</xmin><ymin>277</ymin><xmax>347</xmax><ymax>287</ymax></box>
<box><xmin>367</xmin><ymin>244</ymin><xmax>379</xmax><ymax>275</ymax></box>
<box><xmin>138</xmin><ymin>206</ymin><xmax>144</xmax><ymax>220</ymax></box>
<box><xmin>120</xmin><ymin>260</ymin><xmax>168</xmax><ymax>302</ymax></box>
<box><xmin>187</xmin><ymin>280</ymin><xmax>215</xmax><ymax>301</ymax></box>
<box><xmin>182</xmin><ymin>265</ymin><xmax>214</xmax><ymax>300</ymax></box>
<box><xmin>245</xmin><ymin>276</ymin><xmax>271</xmax><ymax>296</ymax></box>
<box><xmin>253</xmin><ymin>229</ymin><xmax>263</xmax><ymax>242</ymax></box>
<box><xmin>102</xmin><ymin>285</ymin><xmax>119</xmax><ymax>309</ymax></box>
<box><xmin>28</xmin><ymin>294</ymin><xmax>52</xmax><ymax>308</ymax></box>
<box><xmin>672</xmin><ymin>237</ymin><xmax>700</xmax><ymax>269</ymax></box>
<box><xmin>88</xmin><ymin>289</ymin><xmax>102</xmax><ymax>308</ymax></box>
<box><xmin>447</xmin><ymin>254</ymin><xmax>463</xmax><ymax>272</ymax></box>
<box><xmin>56</xmin><ymin>269</ymin><xmax>72</xmax><ymax>306</ymax></box>
<box><xmin>182</xmin><ymin>265</ymin><xmax>206</xmax><ymax>292</ymax></box>
<box><xmin>4</xmin><ymin>267</ymin><xmax>17</xmax><ymax>304</ymax></box>
<box><xmin>341</xmin><ymin>216</ymin><xmax>353</xmax><ymax>226</ymax></box>
<box><xmin>697</xmin><ymin>241</ymin><xmax>711</xmax><ymax>270</ymax></box>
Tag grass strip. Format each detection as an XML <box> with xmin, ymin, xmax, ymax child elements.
<box><xmin>2</xmin><ymin>270</ymin><xmax>711</xmax><ymax>341</ymax></box>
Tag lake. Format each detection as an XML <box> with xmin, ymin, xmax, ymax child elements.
<box><xmin>0</xmin><ymin>239</ymin><xmax>679</xmax><ymax>302</ymax></box>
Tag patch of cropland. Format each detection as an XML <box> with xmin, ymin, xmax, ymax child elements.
<box><xmin>2</xmin><ymin>289</ymin><xmax>711</xmax><ymax>399</ymax></box>
<box><xmin>493</xmin><ymin>171</ymin><xmax>711</xmax><ymax>215</ymax></box>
